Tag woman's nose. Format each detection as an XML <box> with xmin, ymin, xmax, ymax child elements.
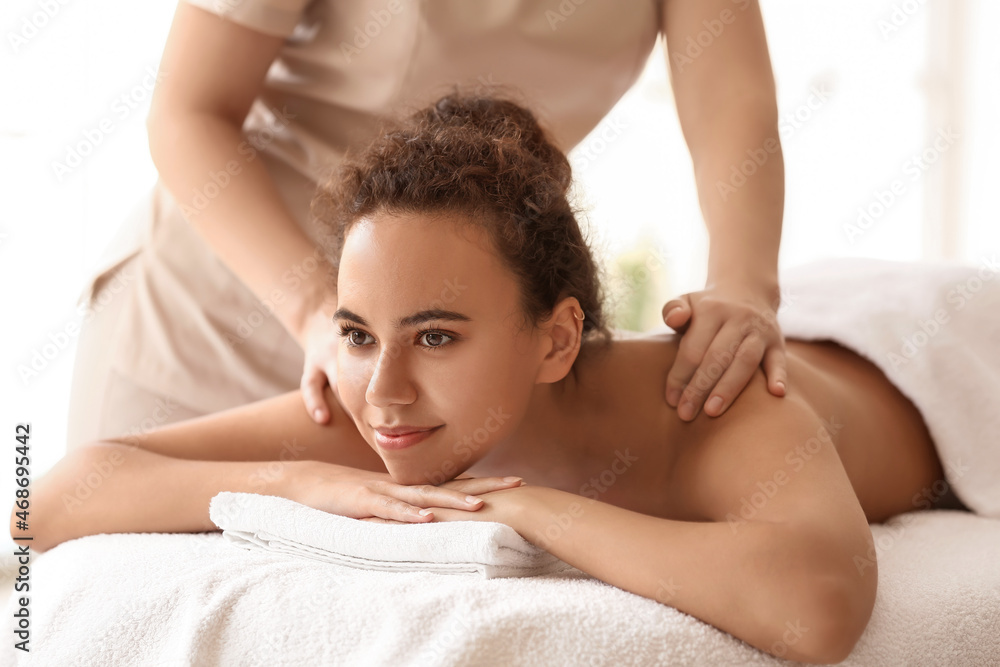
<box><xmin>365</xmin><ymin>345</ymin><xmax>416</xmax><ymax>407</ymax></box>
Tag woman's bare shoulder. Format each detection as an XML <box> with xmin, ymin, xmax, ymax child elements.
<box><xmin>672</xmin><ymin>369</ymin><xmax>862</xmax><ymax>527</ymax></box>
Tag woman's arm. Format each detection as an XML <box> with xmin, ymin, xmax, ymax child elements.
<box><xmin>100</xmin><ymin>385</ymin><xmax>383</xmax><ymax>470</ymax></box>
<box><xmin>20</xmin><ymin>443</ymin><xmax>297</xmax><ymax>553</ymax></box>
<box><xmin>147</xmin><ymin>3</ymin><xmax>335</xmax><ymax>346</ymax></box>
<box><xmin>505</xmin><ymin>374</ymin><xmax>876</xmax><ymax>664</ymax></box>
<box><xmin>17</xmin><ymin>385</ymin><xmax>383</xmax><ymax>553</ymax></box>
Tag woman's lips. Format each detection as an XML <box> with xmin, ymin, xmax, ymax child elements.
<box><xmin>374</xmin><ymin>425</ymin><xmax>443</xmax><ymax>450</ymax></box>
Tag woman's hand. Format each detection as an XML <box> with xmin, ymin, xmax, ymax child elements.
<box><xmin>360</xmin><ymin>484</ymin><xmax>528</xmax><ymax>526</ymax></box>
<box><xmin>299</xmin><ymin>307</ymin><xmax>341</xmax><ymax>424</ymax></box>
<box><xmin>286</xmin><ymin>462</ymin><xmax>525</xmax><ymax>523</ymax></box>
<box><xmin>661</xmin><ymin>283</ymin><xmax>787</xmax><ymax>421</ymax></box>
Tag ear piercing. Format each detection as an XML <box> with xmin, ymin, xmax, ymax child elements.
<box><xmin>574</xmin><ymin>310</ymin><xmax>585</xmax><ymax>321</ymax></box>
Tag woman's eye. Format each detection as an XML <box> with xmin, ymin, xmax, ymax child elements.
<box><xmin>420</xmin><ymin>332</ymin><xmax>452</xmax><ymax>348</ymax></box>
<box><xmin>345</xmin><ymin>330</ymin><xmax>372</xmax><ymax>346</ymax></box>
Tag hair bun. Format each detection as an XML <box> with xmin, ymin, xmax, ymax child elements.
<box><xmin>425</xmin><ymin>90</ymin><xmax>572</xmax><ymax>194</ymax></box>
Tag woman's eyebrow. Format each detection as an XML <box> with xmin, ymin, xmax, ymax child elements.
<box><xmin>333</xmin><ymin>307</ymin><xmax>472</xmax><ymax>330</ymax></box>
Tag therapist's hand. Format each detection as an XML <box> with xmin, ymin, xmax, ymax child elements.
<box><xmin>300</xmin><ymin>307</ymin><xmax>341</xmax><ymax>424</ymax></box>
<box><xmin>661</xmin><ymin>284</ymin><xmax>787</xmax><ymax>421</ymax></box>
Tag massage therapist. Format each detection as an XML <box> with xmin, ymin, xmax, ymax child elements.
<box><xmin>67</xmin><ymin>0</ymin><xmax>788</xmax><ymax>450</ymax></box>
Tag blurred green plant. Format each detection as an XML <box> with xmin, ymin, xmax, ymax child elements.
<box><xmin>606</xmin><ymin>231</ymin><xmax>672</xmax><ymax>333</ymax></box>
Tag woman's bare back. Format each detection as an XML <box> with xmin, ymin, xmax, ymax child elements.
<box><xmin>554</xmin><ymin>332</ymin><xmax>947</xmax><ymax>524</ymax></box>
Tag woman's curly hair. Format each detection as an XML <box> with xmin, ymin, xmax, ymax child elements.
<box><xmin>311</xmin><ymin>87</ymin><xmax>613</xmax><ymax>364</ymax></box>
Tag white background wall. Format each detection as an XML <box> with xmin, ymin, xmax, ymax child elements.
<box><xmin>1</xmin><ymin>0</ymin><xmax>998</xmax><ymax>556</ymax></box>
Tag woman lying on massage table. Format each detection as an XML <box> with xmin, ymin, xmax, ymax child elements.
<box><xmin>22</xmin><ymin>93</ymin><xmax>953</xmax><ymax>664</ymax></box>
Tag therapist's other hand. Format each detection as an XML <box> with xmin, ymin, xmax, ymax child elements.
<box><xmin>661</xmin><ymin>285</ymin><xmax>787</xmax><ymax>421</ymax></box>
<box><xmin>300</xmin><ymin>307</ymin><xmax>341</xmax><ymax>424</ymax></box>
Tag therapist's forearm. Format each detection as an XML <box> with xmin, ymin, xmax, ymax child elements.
<box><xmin>694</xmin><ymin>107</ymin><xmax>784</xmax><ymax>298</ymax></box>
<box><xmin>18</xmin><ymin>443</ymin><xmax>293</xmax><ymax>553</ymax></box>
<box><xmin>147</xmin><ymin>111</ymin><xmax>336</xmax><ymax>345</ymax></box>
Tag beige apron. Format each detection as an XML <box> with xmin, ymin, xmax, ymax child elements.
<box><xmin>68</xmin><ymin>0</ymin><xmax>662</xmax><ymax>448</ymax></box>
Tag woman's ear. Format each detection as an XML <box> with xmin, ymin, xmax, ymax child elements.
<box><xmin>535</xmin><ymin>297</ymin><xmax>585</xmax><ymax>384</ymax></box>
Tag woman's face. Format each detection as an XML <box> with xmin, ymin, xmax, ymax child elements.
<box><xmin>334</xmin><ymin>210</ymin><xmax>546</xmax><ymax>485</ymax></box>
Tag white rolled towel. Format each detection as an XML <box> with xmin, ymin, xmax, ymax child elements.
<box><xmin>209</xmin><ymin>491</ymin><xmax>576</xmax><ymax>579</ymax></box>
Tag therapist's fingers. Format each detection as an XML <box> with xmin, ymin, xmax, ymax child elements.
<box><xmin>665</xmin><ymin>313</ymin><xmax>725</xmax><ymax>410</ymax></box>
<box><xmin>696</xmin><ymin>329</ymin><xmax>769</xmax><ymax>418</ymax></box>
<box><xmin>762</xmin><ymin>341</ymin><xmax>788</xmax><ymax>397</ymax></box>
<box><xmin>301</xmin><ymin>365</ymin><xmax>331</xmax><ymax>424</ymax></box>
<box><xmin>662</xmin><ymin>296</ymin><xmax>692</xmax><ymax>333</ymax></box>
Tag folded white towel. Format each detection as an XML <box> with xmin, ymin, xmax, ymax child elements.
<box><xmin>208</xmin><ymin>491</ymin><xmax>576</xmax><ymax>578</ymax></box>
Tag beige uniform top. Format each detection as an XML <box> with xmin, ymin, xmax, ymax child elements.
<box><xmin>80</xmin><ymin>0</ymin><xmax>662</xmax><ymax>414</ymax></box>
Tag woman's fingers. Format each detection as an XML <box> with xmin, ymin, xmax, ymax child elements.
<box><xmin>438</xmin><ymin>476</ymin><xmax>524</xmax><ymax>497</ymax></box>
<box><xmin>361</xmin><ymin>477</ymin><xmax>525</xmax><ymax>523</ymax></box>
<box><xmin>368</xmin><ymin>491</ymin><xmax>437</xmax><ymax>522</ymax></box>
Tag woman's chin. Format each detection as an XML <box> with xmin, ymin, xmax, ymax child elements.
<box><xmin>384</xmin><ymin>463</ymin><xmax>462</xmax><ymax>487</ymax></box>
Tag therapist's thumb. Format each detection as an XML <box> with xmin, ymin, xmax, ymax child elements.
<box><xmin>662</xmin><ymin>296</ymin><xmax>691</xmax><ymax>331</ymax></box>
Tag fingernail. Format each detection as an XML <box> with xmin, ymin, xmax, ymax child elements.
<box><xmin>666</xmin><ymin>388</ymin><xmax>681</xmax><ymax>406</ymax></box>
<box><xmin>776</xmin><ymin>381</ymin><xmax>785</xmax><ymax>393</ymax></box>
<box><xmin>678</xmin><ymin>402</ymin><xmax>694</xmax><ymax>420</ymax></box>
<box><xmin>503</xmin><ymin>476</ymin><xmax>523</xmax><ymax>483</ymax></box>
<box><xmin>466</xmin><ymin>495</ymin><xmax>482</xmax><ymax>504</ymax></box>
<box><xmin>667</xmin><ymin>307</ymin><xmax>682</xmax><ymax>320</ymax></box>
<box><xmin>314</xmin><ymin>409</ymin><xmax>324</xmax><ymax>421</ymax></box>
<box><xmin>706</xmin><ymin>396</ymin><xmax>723</xmax><ymax>414</ymax></box>
<box><xmin>418</xmin><ymin>509</ymin><xmax>433</xmax><ymax>516</ymax></box>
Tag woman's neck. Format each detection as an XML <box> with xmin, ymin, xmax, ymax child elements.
<box><xmin>463</xmin><ymin>345</ymin><xmax>620</xmax><ymax>488</ymax></box>
<box><xmin>464</xmin><ymin>334</ymin><xmax>688</xmax><ymax>500</ymax></box>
